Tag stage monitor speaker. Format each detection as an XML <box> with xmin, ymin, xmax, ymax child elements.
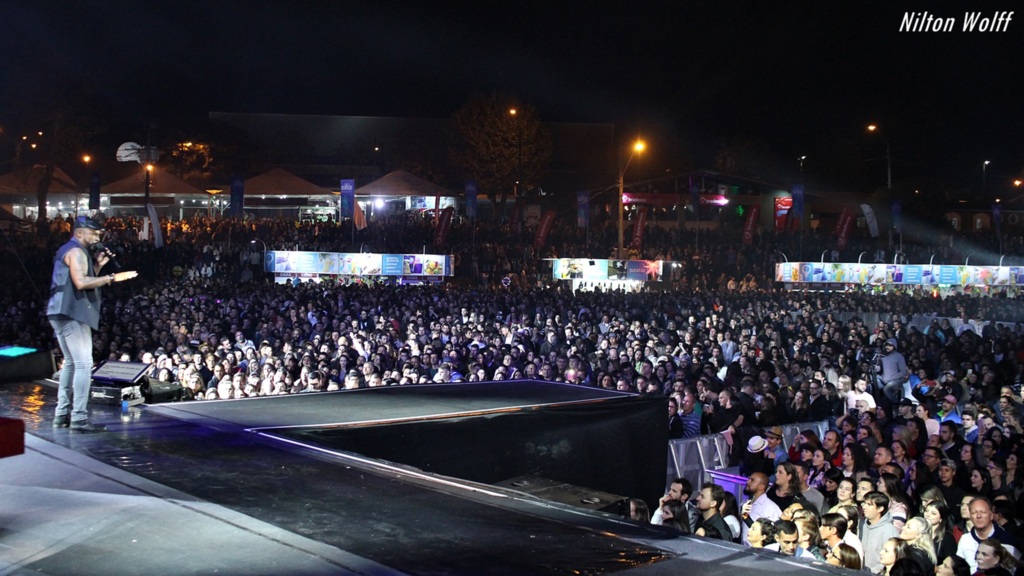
<box><xmin>0</xmin><ymin>345</ymin><xmax>54</xmax><ymax>384</ymax></box>
<box><xmin>141</xmin><ymin>376</ymin><xmax>183</xmax><ymax>404</ymax></box>
<box><xmin>91</xmin><ymin>361</ymin><xmax>150</xmax><ymax>405</ymax></box>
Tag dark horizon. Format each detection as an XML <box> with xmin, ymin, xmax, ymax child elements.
<box><xmin>2</xmin><ymin>0</ymin><xmax>1021</xmax><ymax>195</ymax></box>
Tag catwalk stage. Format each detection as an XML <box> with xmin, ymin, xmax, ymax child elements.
<box><xmin>0</xmin><ymin>378</ymin><xmax>848</xmax><ymax>575</ymax></box>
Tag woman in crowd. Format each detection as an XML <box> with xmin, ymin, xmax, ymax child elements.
<box><xmin>768</xmin><ymin>462</ymin><xmax>805</xmax><ymax>512</ymax></box>
<box><xmin>974</xmin><ymin>538</ymin><xmax>1018</xmax><ymax>576</ymax></box>
<box><xmin>795</xmin><ymin>515</ymin><xmax>827</xmax><ymax>562</ymax></box>
<box><xmin>897</xmin><ymin>516</ymin><xmax>937</xmax><ymax>574</ymax></box>
<box><xmin>923</xmin><ymin>500</ymin><xmax>957</xmax><ymax>563</ymax></box>
<box><xmin>969</xmin><ymin>468</ymin><xmax>994</xmax><ymax>499</ymax></box>
<box><xmin>878</xmin><ymin>472</ymin><xmax>912</xmax><ymax>530</ymax></box>
<box><xmin>747</xmin><ymin>518</ymin><xmax>776</xmax><ymax>549</ymax></box>
<box><xmin>829</xmin><ymin>477</ymin><xmax>858</xmax><ymax>513</ymax></box>
<box><xmin>720</xmin><ymin>492</ymin><xmax>742</xmax><ymax>544</ymax></box>
<box><xmin>954</xmin><ymin>495</ymin><xmax>975</xmax><ymax>542</ymax></box>
<box><xmin>826</xmin><ymin>542</ymin><xmax>863</xmax><ymax>571</ymax></box>
<box><xmin>986</xmin><ymin>457</ymin><xmax>1010</xmax><ymax>498</ymax></box>
<box><xmin>657</xmin><ymin>499</ymin><xmax>690</xmax><ymax>534</ymax></box>
<box><xmin>841</xmin><ymin>444</ymin><xmax>872</xmax><ymax>481</ymax></box>
<box><xmin>788</xmin><ymin>391</ymin><xmax>810</xmax><ymax>428</ymax></box>
<box><xmin>807</xmin><ymin>447</ymin><xmax>832</xmax><ymax>490</ymax></box>
<box><xmin>935</xmin><ymin>555</ymin><xmax>971</xmax><ymax>576</ymax></box>
<box><xmin>626</xmin><ymin>498</ymin><xmax>650</xmax><ymax>523</ymax></box>
<box><xmin>892</xmin><ymin>438</ymin><xmax>914</xmax><ymax>472</ymax></box>
<box><xmin>1003</xmin><ymin>450</ymin><xmax>1022</xmax><ymax>493</ymax></box>
<box><xmin>878</xmin><ymin>537</ymin><xmax>912</xmax><ymax>576</ymax></box>
<box><xmin>961</xmin><ymin>444</ymin><xmax>980</xmax><ymax>481</ymax></box>
<box><xmin>820</xmin><ymin>467</ymin><xmax>845</xmax><ymax>509</ymax></box>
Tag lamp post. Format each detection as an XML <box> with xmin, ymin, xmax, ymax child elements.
<box><xmin>617</xmin><ymin>139</ymin><xmax>645</xmax><ymax>258</ymax></box>
<box><xmin>144</xmin><ymin>163</ymin><xmax>154</xmax><ymax>205</ymax></box>
<box><xmin>798</xmin><ymin>155</ymin><xmax>806</xmax><ymax>174</ymax></box>
<box><xmin>983</xmin><ymin>160</ymin><xmax>991</xmax><ymax>191</ymax></box>
<box><xmin>79</xmin><ymin>154</ymin><xmax>90</xmax><ymax>217</ymax></box>
<box><xmin>866</xmin><ymin>125</ymin><xmax>891</xmax><ymax>190</ymax></box>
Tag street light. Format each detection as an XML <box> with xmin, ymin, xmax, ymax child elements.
<box><xmin>79</xmin><ymin>154</ymin><xmax>91</xmax><ymax>217</ymax></box>
<box><xmin>798</xmin><ymin>155</ymin><xmax>806</xmax><ymax>174</ymax></box>
<box><xmin>983</xmin><ymin>160</ymin><xmax>991</xmax><ymax>191</ymax></box>
<box><xmin>867</xmin><ymin>124</ymin><xmax>891</xmax><ymax>190</ymax></box>
<box><xmin>144</xmin><ymin>163</ymin><xmax>154</xmax><ymax>204</ymax></box>
<box><xmin>509</xmin><ymin>108</ymin><xmax>521</xmax><ymax>203</ymax></box>
<box><xmin>617</xmin><ymin>139</ymin><xmax>646</xmax><ymax>258</ymax></box>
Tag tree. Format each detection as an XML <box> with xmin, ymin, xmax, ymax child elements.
<box><xmin>452</xmin><ymin>92</ymin><xmax>551</xmax><ymax>218</ymax></box>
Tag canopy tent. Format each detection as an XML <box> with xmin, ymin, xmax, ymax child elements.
<box><xmin>101</xmin><ymin>166</ymin><xmax>207</xmax><ymax>199</ymax></box>
<box><xmin>355</xmin><ymin>169</ymin><xmax>455</xmax><ymax>198</ymax></box>
<box><xmin>0</xmin><ymin>165</ymin><xmax>83</xmax><ymax>219</ymax></box>
<box><xmin>244</xmin><ymin>168</ymin><xmax>331</xmax><ymax>197</ymax></box>
<box><xmin>0</xmin><ymin>165</ymin><xmax>79</xmax><ymax>197</ymax></box>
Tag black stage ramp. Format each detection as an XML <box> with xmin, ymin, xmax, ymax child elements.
<box><xmin>0</xmin><ymin>379</ymin><xmax>853</xmax><ymax>575</ymax></box>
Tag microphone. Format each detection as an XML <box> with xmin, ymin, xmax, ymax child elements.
<box><xmin>91</xmin><ymin>242</ymin><xmax>122</xmax><ymax>271</ymax></box>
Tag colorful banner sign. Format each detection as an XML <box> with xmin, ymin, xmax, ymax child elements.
<box><xmin>774</xmin><ymin>197</ymin><xmax>792</xmax><ymax>232</ymax></box>
<box><xmin>551</xmin><ymin>258</ymin><xmax>664</xmax><ymax>282</ymax></box>
<box><xmin>265</xmin><ymin>251</ymin><xmax>451</xmax><ymax>277</ymax></box>
<box><xmin>775</xmin><ymin>262</ymin><xmax>1024</xmax><ymax>287</ymax></box>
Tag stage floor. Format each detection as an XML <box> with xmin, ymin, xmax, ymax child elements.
<box><xmin>0</xmin><ymin>379</ymin><xmax>843</xmax><ymax>575</ymax></box>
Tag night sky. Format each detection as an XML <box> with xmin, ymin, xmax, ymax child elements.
<box><xmin>2</xmin><ymin>0</ymin><xmax>1021</xmax><ymax>190</ymax></box>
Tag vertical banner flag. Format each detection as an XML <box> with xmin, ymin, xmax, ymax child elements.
<box><xmin>836</xmin><ymin>206</ymin><xmax>854</xmax><ymax>250</ymax></box>
<box><xmin>774</xmin><ymin>196</ymin><xmax>793</xmax><ymax>231</ymax></box>
<box><xmin>88</xmin><ymin>173</ymin><xmax>100</xmax><ymax>210</ymax></box>
<box><xmin>353</xmin><ymin>200</ymin><xmax>367</xmax><ymax>230</ymax></box>
<box><xmin>742</xmin><ymin>205</ymin><xmax>760</xmax><ymax>245</ymax></box>
<box><xmin>576</xmin><ymin>190</ymin><xmax>590</xmax><ymax>228</ymax></box>
<box><xmin>465</xmin><ymin>180</ymin><xmax>478</xmax><ymax>220</ymax></box>
<box><xmin>339</xmin><ymin>179</ymin><xmax>355</xmax><ymax>219</ymax></box>
<box><xmin>534</xmin><ymin>209</ymin><xmax>556</xmax><ymax>250</ymax></box>
<box><xmin>230</xmin><ymin>176</ymin><xmax>244</xmax><ymax>217</ymax></box>
<box><xmin>993</xmin><ymin>204</ymin><xmax>1002</xmax><ymax>238</ymax></box>
<box><xmin>433</xmin><ymin>191</ymin><xmax>441</xmax><ymax>225</ymax></box>
<box><xmin>630</xmin><ymin>206</ymin><xmax>648</xmax><ymax>249</ymax></box>
<box><xmin>146</xmin><ymin>204</ymin><xmax>164</xmax><ymax>248</ymax></box>
<box><xmin>434</xmin><ymin>206</ymin><xmax>454</xmax><ymax>246</ymax></box>
<box><xmin>792</xmin><ymin>184</ymin><xmax>804</xmax><ymax>227</ymax></box>
<box><xmin>891</xmin><ymin>200</ymin><xmax>902</xmax><ymax>234</ymax></box>
<box><xmin>861</xmin><ymin>204</ymin><xmax>879</xmax><ymax>238</ymax></box>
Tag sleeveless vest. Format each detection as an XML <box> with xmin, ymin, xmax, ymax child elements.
<box><xmin>46</xmin><ymin>238</ymin><xmax>102</xmax><ymax>330</ymax></box>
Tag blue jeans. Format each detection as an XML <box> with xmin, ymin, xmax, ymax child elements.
<box><xmin>50</xmin><ymin>317</ymin><xmax>94</xmax><ymax>423</ymax></box>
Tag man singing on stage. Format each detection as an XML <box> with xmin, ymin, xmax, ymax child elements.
<box><xmin>46</xmin><ymin>216</ymin><xmax>138</xmax><ymax>432</ymax></box>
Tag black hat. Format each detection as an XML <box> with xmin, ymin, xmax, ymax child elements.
<box><xmin>74</xmin><ymin>216</ymin><xmax>104</xmax><ymax>231</ymax></box>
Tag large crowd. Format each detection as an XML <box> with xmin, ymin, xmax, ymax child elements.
<box><xmin>6</xmin><ymin>210</ymin><xmax>1024</xmax><ymax>573</ymax></box>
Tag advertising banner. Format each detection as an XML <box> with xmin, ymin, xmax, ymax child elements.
<box><xmin>535</xmin><ymin>210</ymin><xmax>556</xmax><ymax>249</ymax></box>
<box><xmin>742</xmin><ymin>205</ymin><xmax>760</xmax><ymax>245</ymax></box>
<box><xmin>836</xmin><ymin>207</ymin><xmax>854</xmax><ymax>250</ymax></box>
<box><xmin>631</xmin><ymin>206</ymin><xmax>648</xmax><ymax>249</ymax></box>
<box><xmin>774</xmin><ymin>196</ymin><xmax>792</xmax><ymax>231</ymax></box>
<box><xmin>339</xmin><ymin>179</ymin><xmax>355</xmax><ymax>219</ymax></box>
